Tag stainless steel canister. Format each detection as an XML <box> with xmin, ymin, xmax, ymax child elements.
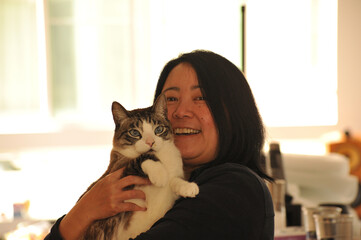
<box><xmin>313</xmin><ymin>213</ymin><xmax>353</xmax><ymax>240</ymax></box>
<box><xmin>336</xmin><ymin>214</ymin><xmax>353</xmax><ymax>240</ymax></box>
<box><xmin>302</xmin><ymin>206</ymin><xmax>342</xmax><ymax>240</ymax></box>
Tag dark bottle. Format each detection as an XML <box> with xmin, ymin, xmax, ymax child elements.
<box><xmin>269</xmin><ymin>142</ymin><xmax>285</xmax><ymax>180</ymax></box>
<box><xmin>268</xmin><ymin>142</ymin><xmax>287</xmax><ymax>230</ymax></box>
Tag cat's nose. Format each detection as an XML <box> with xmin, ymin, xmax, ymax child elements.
<box><xmin>146</xmin><ymin>138</ymin><xmax>155</xmax><ymax>147</ymax></box>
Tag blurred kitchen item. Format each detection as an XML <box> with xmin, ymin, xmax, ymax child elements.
<box><xmin>13</xmin><ymin>200</ymin><xmax>30</xmax><ymax>219</ymax></box>
<box><xmin>313</xmin><ymin>212</ymin><xmax>338</xmax><ymax>240</ymax></box>
<box><xmin>282</xmin><ymin>153</ymin><xmax>358</xmax><ymax>206</ymax></box>
<box><xmin>286</xmin><ymin>201</ymin><xmax>302</xmax><ymax>227</ymax></box>
<box><xmin>274</xmin><ymin>226</ymin><xmax>306</xmax><ymax>240</ymax></box>
<box><xmin>328</xmin><ymin>131</ymin><xmax>361</xmax><ymax>178</ymax></box>
<box><xmin>313</xmin><ymin>213</ymin><xmax>353</xmax><ymax>240</ymax></box>
<box><xmin>280</xmin><ymin>152</ymin><xmax>360</xmax><ymax>239</ymax></box>
<box><xmin>268</xmin><ymin>142</ymin><xmax>287</xmax><ymax>231</ymax></box>
<box><xmin>271</xmin><ymin>179</ymin><xmax>287</xmax><ymax>230</ymax></box>
<box><xmin>328</xmin><ymin>130</ymin><xmax>361</xmax><ymax>218</ymax></box>
<box><xmin>336</xmin><ymin>214</ymin><xmax>354</xmax><ymax>240</ymax></box>
<box><xmin>303</xmin><ymin>206</ymin><xmax>342</xmax><ymax>240</ymax></box>
<box><xmin>270</xmin><ymin>142</ymin><xmax>286</xmax><ymax>180</ymax></box>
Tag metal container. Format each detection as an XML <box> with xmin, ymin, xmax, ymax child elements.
<box><xmin>302</xmin><ymin>206</ymin><xmax>342</xmax><ymax>240</ymax></box>
<box><xmin>313</xmin><ymin>213</ymin><xmax>353</xmax><ymax>240</ymax></box>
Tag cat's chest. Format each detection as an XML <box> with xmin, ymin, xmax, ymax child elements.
<box><xmin>130</xmin><ymin>184</ymin><xmax>178</xmax><ymax>210</ymax></box>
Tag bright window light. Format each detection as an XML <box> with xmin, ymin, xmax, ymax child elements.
<box><xmin>0</xmin><ymin>0</ymin><xmax>338</xmax><ymax>134</ymax></box>
<box><xmin>246</xmin><ymin>0</ymin><xmax>338</xmax><ymax>127</ymax></box>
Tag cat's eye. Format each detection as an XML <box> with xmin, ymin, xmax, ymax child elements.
<box><xmin>154</xmin><ymin>126</ymin><xmax>165</xmax><ymax>135</ymax></box>
<box><xmin>128</xmin><ymin>129</ymin><xmax>141</xmax><ymax>138</ymax></box>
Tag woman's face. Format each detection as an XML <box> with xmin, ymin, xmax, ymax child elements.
<box><xmin>161</xmin><ymin>63</ymin><xmax>219</xmax><ymax>173</ymax></box>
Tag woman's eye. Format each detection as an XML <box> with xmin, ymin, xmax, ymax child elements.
<box><xmin>154</xmin><ymin>126</ymin><xmax>165</xmax><ymax>135</ymax></box>
<box><xmin>166</xmin><ymin>97</ymin><xmax>177</xmax><ymax>102</ymax></box>
<box><xmin>128</xmin><ymin>129</ymin><xmax>141</xmax><ymax>138</ymax></box>
<box><xmin>195</xmin><ymin>96</ymin><xmax>206</xmax><ymax>101</ymax></box>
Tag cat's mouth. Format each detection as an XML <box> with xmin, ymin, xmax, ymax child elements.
<box><xmin>173</xmin><ymin>128</ymin><xmax>201</xmax><ymax>135</ymax></box>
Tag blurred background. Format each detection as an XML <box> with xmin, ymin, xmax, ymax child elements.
<box><xmin>1</xmin><ymin>0</ymin><xmax>361</xmax><ymax>238</ymax></box>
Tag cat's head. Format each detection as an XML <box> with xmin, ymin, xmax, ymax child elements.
<box><xmin>111</xmin><ymin>95</ymin><xmax>173</xmax><ymax>158</ymax></box>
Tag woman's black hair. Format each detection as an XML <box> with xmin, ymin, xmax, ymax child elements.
<box><xmin>154</xmin><ymin>50</ymin><xmax>271</xmax><ymax>181</ymax></box>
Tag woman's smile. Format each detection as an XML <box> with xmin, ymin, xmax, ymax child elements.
<box><xmin>173</xmin><ymin>128</ymin><xmax>201</xmax><ymax>135</ymax></box>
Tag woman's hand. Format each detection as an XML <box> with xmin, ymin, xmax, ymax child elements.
<box><xmin>59</xmin><ymin>168</ymin><xmax>151</xmax><ymax>240</ymax></box>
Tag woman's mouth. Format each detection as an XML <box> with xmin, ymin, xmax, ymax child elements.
<box><xmin>173</xmin><ymin>128</ymin><xmax>201</xmax><ymax>135</ymax></box>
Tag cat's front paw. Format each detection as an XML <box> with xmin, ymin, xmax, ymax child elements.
<box><xmin>148</xmin><ymin>169</ymin><xmax>168</xmax><ymax>187</ymax></box>
<box><xmin>178</xmin><ymin>182</ymin><xmax>199</xmax><ymax>198</ymax></box>
<box><xmin>141</xmin><ymin>160</ymin><xmax>168</xmax><ymax>187</ymax></box>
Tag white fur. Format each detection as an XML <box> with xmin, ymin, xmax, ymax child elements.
<box><xmin>114</xmin><ymin>122</ymin><xmax>199</xmax><ymax>240</ymax></box>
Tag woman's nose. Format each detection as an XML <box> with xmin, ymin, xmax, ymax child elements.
<box><xmin>172</xmin><ymin>99</ymin><xmax>193</xmax><ymax>119</ymax></box>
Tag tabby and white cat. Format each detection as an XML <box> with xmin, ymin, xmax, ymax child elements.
<box><xmin>79</xmin><ymin>95</ymin><xmax>199</xmax><ymax>240</ymax></box>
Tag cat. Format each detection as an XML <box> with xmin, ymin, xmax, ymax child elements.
<box><xmin>79</xmin><ymin>95</ymin><xmax>199</xmax><ymax>240</ymax></box>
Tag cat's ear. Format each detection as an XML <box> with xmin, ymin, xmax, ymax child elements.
<box><xmin>153</xmin><ymin>94</ymin><xmax>168</xmax><ymax>119</ymax></box>
<box><xmin>112</xmin><ymin>101</ymin><xmax>129</xmax><ymax>123</ymax></box>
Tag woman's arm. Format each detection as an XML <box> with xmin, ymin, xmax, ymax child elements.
<box><xmin>55</xmin><ymin>168</ymin><xmax>151</xmax><ymax>240</ymax></box>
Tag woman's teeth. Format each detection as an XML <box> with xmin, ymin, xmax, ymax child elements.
<box><xmin>174</xmin><ymin>128</ymin><xmax>201</xmax><ymax>135</ymax></box>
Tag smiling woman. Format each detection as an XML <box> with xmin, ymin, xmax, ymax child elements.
<box><xmin>161</xmin><ymin>63</ymin><xmax>219</xmax><ymax>174</ymax></box>
<box><xmin>45</xmin><ymin>50</ymin><xmax>274</xmax><ymax>240</ymax></box>
<box><xmin>154</xmin><ymin>50</ymin><xmax>270</xmax><ymax>180</ymax></box>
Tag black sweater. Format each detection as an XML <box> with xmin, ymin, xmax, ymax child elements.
<box><xmin>45</xmin><ymin>163</ymin><xmax>274</xmax><ymax>240</ymax></box>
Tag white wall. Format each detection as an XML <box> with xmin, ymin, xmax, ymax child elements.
<box><xmin>337</xmin><ymin>0</ymin><xmax>361</xmax><ymax>133</ymax></box>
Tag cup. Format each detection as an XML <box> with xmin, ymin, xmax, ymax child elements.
<box><xmin>313</xmin><ymin>212</ymin><xmax>339</xmax><ymax>239</ymax></box>
<box><xmin>302</xmin><ymin>206</ymin><xmax>342</xmax><ymax>240</ymax></box>
<box><xmin>313</xmin><ymin>213</ymin><xmax>353</xmax><ymax>240</ymax></box>
<box><xmin>336</xmin><ymin>214</ymin><xmax>353</xmax><ymax>240</ymax></box>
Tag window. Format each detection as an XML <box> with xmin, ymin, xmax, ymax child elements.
<box><xmin>245</xmin><ymin>0</ymin><xmax>338</xmax><ymax>128</ymax></box>
<box><xmin>0</xmin><ymin>0</ymin><xmax>338</xmax><ymax>147</ymax></box>
<box><xmin>0</xmin><ymin>0</ymin><xmax>50</xmax><ymax>133</ymax></box>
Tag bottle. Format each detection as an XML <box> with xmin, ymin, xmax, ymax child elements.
<box><xmin>268</xmin><ymin>142</ymin><xmax>287</xmax><ymax>231</ymax></box>
<box><xmin>269</xmin><ymin>142</ymin><xmax>285</xmax><ymax>180</ymax></box>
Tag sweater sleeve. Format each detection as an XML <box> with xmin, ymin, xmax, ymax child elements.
<box><xmin>134</xmin><ymin>163</ymin><xmax>274</xmax><ymax>240</ymax></box>
<box><xmin>44</xmin><ymin>215</ymin><xmax>65</xmax><ymax>240</ymax></box>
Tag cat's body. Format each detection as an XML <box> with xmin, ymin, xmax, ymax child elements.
<box><xmin>80</xmin><ymin>95</ymin><xmax>199</xmax><ymax>240</ymax></box>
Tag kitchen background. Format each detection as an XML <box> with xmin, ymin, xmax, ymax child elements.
<box><xmin>1</xmin><ymin>0</ymin><xmax>361</xmax><ymax>239</ymax></box>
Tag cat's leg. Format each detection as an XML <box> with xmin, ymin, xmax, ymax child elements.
<box><xmin>169</xmin><ymin>177</ymin><xmax>199</xmax><ymax>198</ymax></box>
<box><xmin>141</xmin><ymin>160</ymin><xmax>168</xmax><ymax>187</ymax></box>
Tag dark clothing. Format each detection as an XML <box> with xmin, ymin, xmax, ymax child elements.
<box><xmin>45</xmin><ymin>163</ymin><xmax>274</xmax><ymax>240</ymax></box>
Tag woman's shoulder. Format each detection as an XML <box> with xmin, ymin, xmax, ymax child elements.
<box><xmin>192</xmin><ymin>162</ymin><xmax>267</xmax><ymax>186</ymax></box>
<box><xmin>157</xmin><ymin>162</ymin><xmax>274</xmax><ymax>239</ymax></box>
<box><xmin>191</xmin><ymin>162</ymin><xmax>274</xmax><ymax>215</ymax></box>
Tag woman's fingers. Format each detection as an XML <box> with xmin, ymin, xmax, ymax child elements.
<box><xmin>105</xmin><ymin>168</ymin><xmax>124</xmax><ymax>181</ymax></box>
<box><xmin>119</xmin><ymin>189</ymin><xmax>147</xmax><ymax>201</ymax></box>
<box><xmin>119</xmin><ymin>202</ymin><xmax>147</xmax><ymax>212</ymax></box>
<box><xmin>105</xmin><ymin>168</ymin><xmax>151</xmax><ymax>189</ymax></box>
<box><xmin>78</xmin><ymin>168</ymin><xmax>152</xmax><ymax>221</ymax></box>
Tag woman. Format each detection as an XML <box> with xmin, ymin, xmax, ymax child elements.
<box><xmin>45</xmin><ymin>50</ymin><xmax>274</xmax><ymax>240</ymax></box>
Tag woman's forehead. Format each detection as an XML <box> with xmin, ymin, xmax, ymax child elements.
<box><xmin>162</xmin><ymin>63</ymin><xmax>199</xmax><ymax>90</ymax></box>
